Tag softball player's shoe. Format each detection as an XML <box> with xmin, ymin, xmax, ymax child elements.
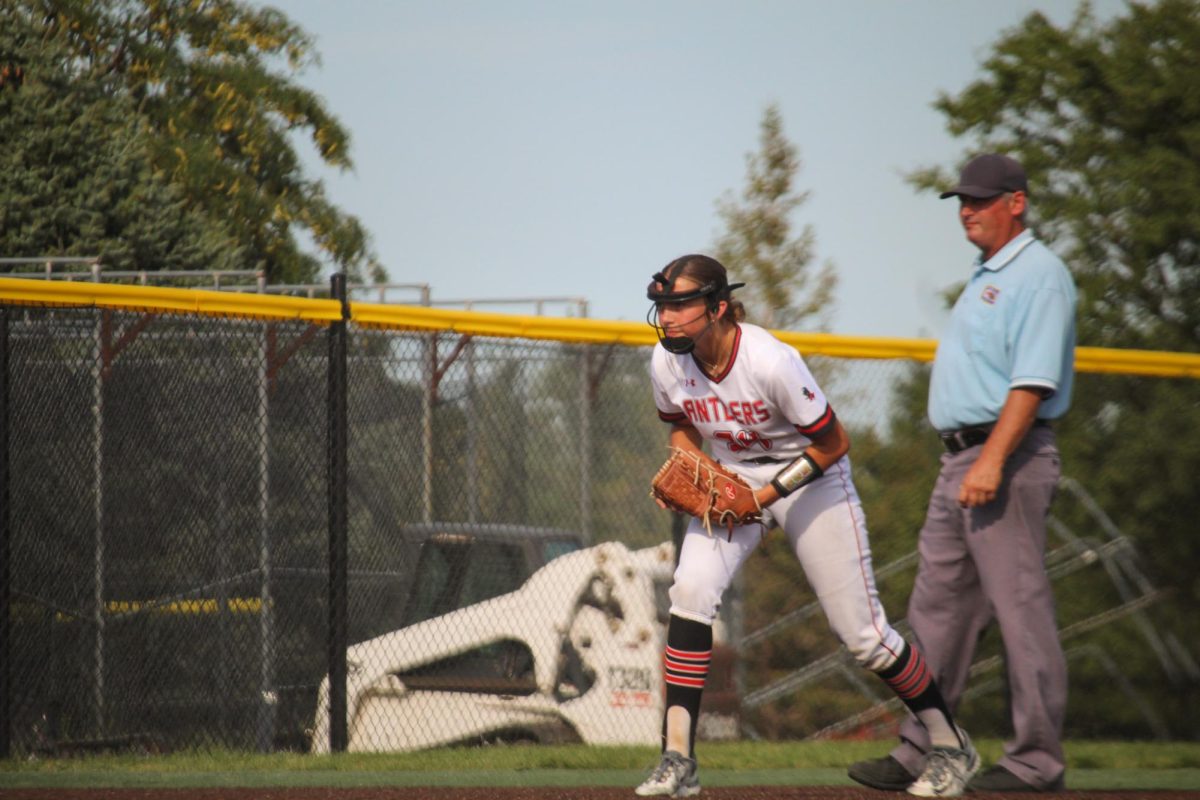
<box><xmin>906</xmin><ymin>728</ymin><xmax>979</xmax><ymax>797</ymax></box>
<box><xmin>635</xmin><ymin>750</ymin><xmax>700</xmax><ymax>797</ymax></box>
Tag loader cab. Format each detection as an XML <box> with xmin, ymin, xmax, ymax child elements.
<box><xmin>400</xmin><ymin>523</ymin><xmax>584</xmax><ymax>627</ymax></box>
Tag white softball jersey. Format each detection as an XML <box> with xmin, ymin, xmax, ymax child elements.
<box><xmin>650</xmin><ymin>323</ymin><xmax>836</xmax><ymax>463</ymax></box>
<box><xmin>649</xmin><ymin>322</ymin><xmax>905</xmax><ymax>671</ymax></box>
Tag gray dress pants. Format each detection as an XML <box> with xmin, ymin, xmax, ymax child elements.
<box><xmin>890</xmin><ymin>425</ymin><xmax>1068</xmax><ymax>790</ymax></box>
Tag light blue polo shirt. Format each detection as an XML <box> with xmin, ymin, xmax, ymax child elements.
<box><xmin>928</xmin><ymin>229</ymin><xmax>1077</xmax><ymax>432</ymax></box>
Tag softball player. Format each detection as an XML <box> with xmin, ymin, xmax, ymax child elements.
<box><xmin>635</xmin><ymin>255</ymin><xmax>978</xmax><ymax>798</ymax></box>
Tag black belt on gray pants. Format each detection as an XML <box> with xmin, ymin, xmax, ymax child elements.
<box><xmin>939</xmin><ymin>419</ymin><xmax>1049</xmax><ymax>454</ymax></box>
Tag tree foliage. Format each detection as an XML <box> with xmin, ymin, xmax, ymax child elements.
<box><xmin>0</xmin><ymin>6</ymin><xmax>245</xmax><ymax>270</ymax></box>
<box><xmin>909</xmin><ymin>0</ymin><xmax>1200</xmax><ymax>352</ymax></box>
<box><xmin>714</xmin><ymin>104</ymin><xmax>837</xmax><ymax>331</ymax></box>
<box><xmin>2</xmin><ymin>0</ymin><xmax>378</xmax><ymax>282</ymax></box>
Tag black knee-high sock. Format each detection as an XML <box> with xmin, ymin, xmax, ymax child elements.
<box><xmin>877</xmin><ymin>642</ymin><xmax>963</xmax><ymax>747</ymax></box>
<box><xmin>661</xmin><ymin>614</ymin><xmax>712</xmax><ymax>758</ymax></box>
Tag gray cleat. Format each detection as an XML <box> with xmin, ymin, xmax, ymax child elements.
<box><xmin>907</xmin><ymin>728</ymin><xmax>980</xmax><ymax>797</ymax></box>
<box><xmin>635</xmin><ymin>749</ymin><xmax>701</xmax><ymax>797</ymax></box>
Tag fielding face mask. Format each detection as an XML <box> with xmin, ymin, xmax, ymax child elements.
<box><xmin>645</xmin><ymin>270</ymin><xmax>743</xmax><ymax>354</ymax></box>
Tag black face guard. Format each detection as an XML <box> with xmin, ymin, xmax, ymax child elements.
<box><xmin>645</xmin><ymin>270</ymin><xmax>745</xmax><ymax>354</ymax></box>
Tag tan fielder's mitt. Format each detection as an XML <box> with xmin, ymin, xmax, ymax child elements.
<box><xmin>650</xmin><ymin>447</ymin><xmax>762</xmax><ymax>535</ymax></box>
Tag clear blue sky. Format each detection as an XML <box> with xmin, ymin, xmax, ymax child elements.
<box><xmin>268</xmin><ymin>0</ymin><xmax>1121</xmax><ymax>337</ymax></box>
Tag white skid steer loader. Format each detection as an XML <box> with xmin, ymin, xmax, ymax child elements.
<box><xmin>311</xmin><ymin>540</ymin><xmax>678</xmax><ymax>752</ymax></box>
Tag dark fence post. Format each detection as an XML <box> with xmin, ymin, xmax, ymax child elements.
<box><xmin>0</xmin><ymin>306</ymin><xmax>9</xmax><ymax>759</ymax></box>
<box><xmin>327</xmin><ymin>274</ymin><xmax>349</xmax><ymax>753</ymax></box>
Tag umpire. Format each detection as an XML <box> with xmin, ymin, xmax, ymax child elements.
<box><xmin>849</xmin><ymin>154</ymin><xmax>1077</xmax><ymax>794</ymax></box>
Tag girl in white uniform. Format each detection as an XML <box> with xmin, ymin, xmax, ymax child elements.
<box><xmin>635</xmin><ymin>255</ymin><xmax>978</xmax><ymax>798</ymax></box>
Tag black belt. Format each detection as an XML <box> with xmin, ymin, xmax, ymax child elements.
<box><xmin>939</xmin><ymin>419</ymin><xmax>1050</xmax><ymax>454</ymax></box>
<box><xmin>740</xmin><ymin>456</ymin><xmax>787</xmax><ymax>465</ymax></box>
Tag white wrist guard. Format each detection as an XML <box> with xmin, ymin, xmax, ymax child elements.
<box><xmin>770</xmin><ymin>453</ymin><xmax>824</xmax><ymax>497</ymax></box>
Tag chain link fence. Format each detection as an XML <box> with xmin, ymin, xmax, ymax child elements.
<box><xmin>2</xmin><ymin>280</ymin><xmax>1198</xmax><ymax>757</ymax></box>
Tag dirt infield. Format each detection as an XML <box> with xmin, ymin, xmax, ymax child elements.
<box><xmin>2</xmin><ymin>789</ymin><xmax>1198</xmax><ymax>799</ymax></box>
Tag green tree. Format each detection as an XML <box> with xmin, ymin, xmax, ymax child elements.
<box><xmin>0</xmin><ymin>8</ymin><xmax>245</xmax><ymax>270</ymax></box>
<box><xmin>5</xmin><ymin>0</ymin><xmax>378</xmax><ymax>282</ymax></box>
<box><xmin>714</xmin><ymin>104</ymin><xmax>837</xmax><ymax>331</ymax></box>
<box><xmin>909</xmin><ymin>0</ymin><xmax>1200</xmax><ymax>352</ymax></box>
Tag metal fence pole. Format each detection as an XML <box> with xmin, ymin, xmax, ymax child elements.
<box><xmin>419</xmin><ymin>287</ymin><xmax>435</xmax><ymax>524</ymax></box>
<box><xmin>90</xmin><ymin>312</ymin><xmax>106</xmax><ymax>738</ymax></box>
<box><xmin>422</xmin><ymin>335</ymin><xmax>434</xmax><ymax>524</ymax></box>
<box><xmin>578</xmin><ymin>347</ymin><xmax>592</xmax><ymax>543</ymax></box>
<box><xmin>466</xmin><ymin>340</ymin><xmax>478</xmax><ymax>523</ymax></box>
<box><xmin>326</xmin><ymin>274</ymin><xmax>350</xmax><ymax>752</ymax></box>
<box><xmin>0</xmin><ymin>306</ymin><xmax>10</xmax><ymax>758</ymax></box>
<box><xmin>255</xmin><ymin>324</ymin><xmax>275</xmax><ymax>751</ymax></box>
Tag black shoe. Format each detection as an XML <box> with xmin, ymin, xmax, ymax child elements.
<box><xmin>847</xmin><ymin>754</ymin><xmax>916</xmax><ymax>791</ymax></box>
<box><xmin>967</xmin><ymin>764</ymin><xmax>1064</xmax><ymax>793</ymax></box>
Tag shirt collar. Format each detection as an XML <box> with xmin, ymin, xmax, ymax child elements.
<box><xmin>976</xmin><ymin>229</ymin><xmax>1035</xmax><ymax>273</ymax></box>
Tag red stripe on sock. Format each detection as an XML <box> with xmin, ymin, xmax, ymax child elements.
<box><xmin>885</xmin><ymin>650</ymin><xmax>933</xmax><ymax>699</ymax></box>
<box><xmin>893</xmin><ymin>652</ymin><xmax>921</xmax><ymax>683</ymax></box>
<box><xmin>890</xmin><ymin>666</ymin><xmax>931</xmax><ymax>698</ymax></box>
<box><xmin>665</xmin><ymin>645</ymin><xmax>711</xmax><ymax>662</ymax></box>
<box><xmin>664</xmin><ymin>674</ymin><xmax>706</xmax><ymax>688</ymax></box>
<box><xmin>893</xmin><ymin>671</ymin><xmax>932</xmax><ymax>699</ymax></box>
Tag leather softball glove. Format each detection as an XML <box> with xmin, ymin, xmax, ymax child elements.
<box><xmin>650</xmin><ymin>447</ymin><xmax>762</xmax><ymax>536</ymax></box>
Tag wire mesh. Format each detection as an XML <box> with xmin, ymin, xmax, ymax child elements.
<box><xmin>5</xmin><ymin>306</ymin><xmax>328</xmax><ymax>753</ymax></box>
<box><xmin>3</xmin><ymin>298</ymin><xmax>1198</xmax><ymax>756</ymax></box>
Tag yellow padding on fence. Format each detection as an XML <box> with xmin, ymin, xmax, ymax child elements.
<box><xmin>351</xmin><ymin>301</ymin><xmax>653</xmax><ymax>345</ymax></box>
<box><xmin>0</xmin><ymin>277</ymin><xmax>342</xmax><ymax>322</ymax></box>
<box><xmin>1074</xmin><ymin>346</ymin><xmax>1200</xmax><ymax>377</ymax></box>
<box><xmin>4</xmin><ymin>277</ymin><xmax>1199</xmax><ymax>377</ymax></box>
<box><xmin>351</xmin><ymin>304</ymin><xmax>1200</xmax><ymax>376</ymax></box>
<box><xmin>353</xmin><ymin>303</ymin><xmax>942</xmax><ymax>358</ymax></box>
<box><xmin>774</xmin><ymin>331</ymin><xmax>936</xmax><ymax>362</ymax></box>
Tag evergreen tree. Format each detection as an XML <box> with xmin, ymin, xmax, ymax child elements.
<box><xmin>0</xmin><ymin>8</ymin><xmax>243</xmax><ymax>270</ymax></box>
<box><xmin>714</xmin><ymin>104</ymin><xmax>837</xmax><ymax>331</ymax></box>
<box><xmin>4</xmin><ymin>0</ymin><xmax>377</xmax><ymax>282</ymax></box>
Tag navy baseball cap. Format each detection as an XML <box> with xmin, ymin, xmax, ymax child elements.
<box><xmin>939</xmin><ymin>154</ymin><xmax>1028</xmax><ymax>199</ymax></box>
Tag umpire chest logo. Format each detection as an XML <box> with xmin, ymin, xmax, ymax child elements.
<box><xmin>980</xmin><ymin>284</ymin><xmax>1000</xmax><ymax>305</ymax></box>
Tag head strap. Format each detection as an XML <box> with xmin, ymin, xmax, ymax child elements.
<box><xmin>646</xmin><ymin>271</ymin><xmax>744</xmax><ymax>303</ymax></box>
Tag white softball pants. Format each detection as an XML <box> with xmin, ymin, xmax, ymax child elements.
<box><xmin>668</xmin><ymin>456</ymin><xmax>906</xmax><ymax>672</ymax></box>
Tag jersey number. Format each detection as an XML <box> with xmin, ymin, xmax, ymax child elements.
<box><xmin>715</xmin><ymin>429</ymin><xmax>772</xmax><ymax>452</ymax></box>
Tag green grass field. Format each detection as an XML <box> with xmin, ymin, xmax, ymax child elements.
<box><xmin>2</xmin><ymin>741</ymin><xmax>1200</xmax><ymax>790</ymax></box>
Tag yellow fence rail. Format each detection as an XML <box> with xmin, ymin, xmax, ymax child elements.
<box><xmin>2</xmin><ymin>276</ymin><xmax>1198</xmax><ymax>377</ymax></box>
